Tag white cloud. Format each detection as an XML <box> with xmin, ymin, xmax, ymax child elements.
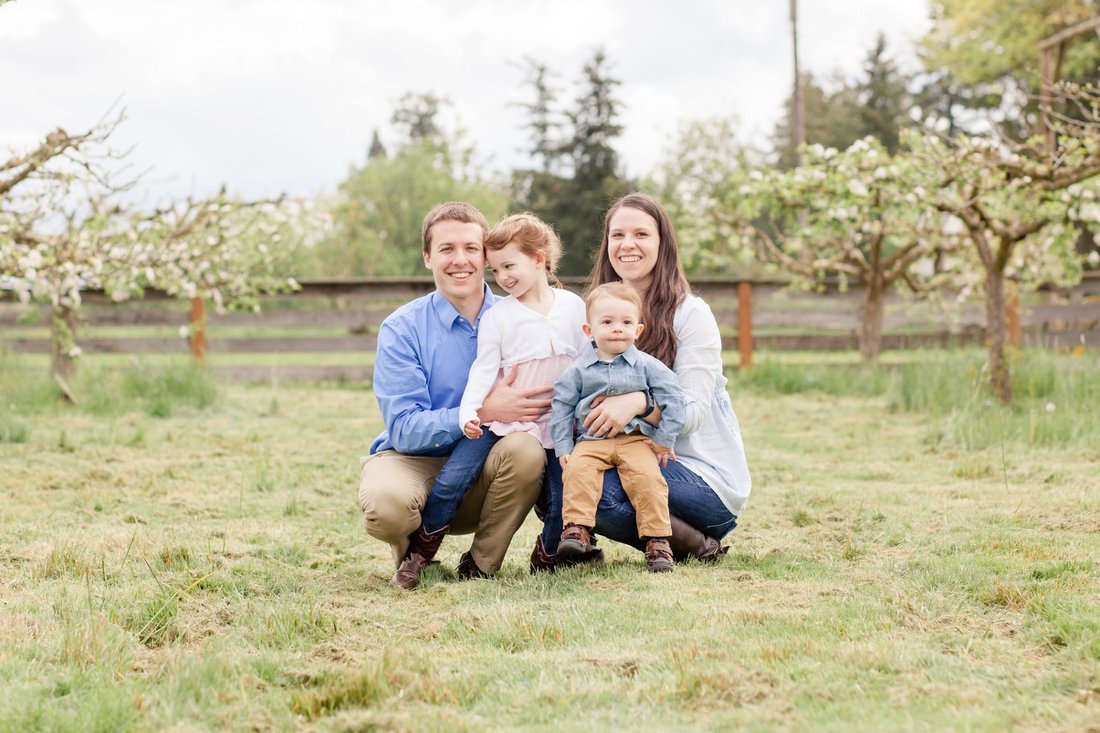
<box><xmin>0</xmin><ymin>0</ymin><xmax>930</xmax><ymax>200</ymax></box>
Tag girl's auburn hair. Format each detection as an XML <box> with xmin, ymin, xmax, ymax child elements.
<box><xmin>484</xmin><ymin>213</ymin><xmax>564</xmax><ymax>288</ymax></box>
<box><xmin>589</xmin><ymin>193</ymin><xmax>690</xmax><ymax>369</ymax></box>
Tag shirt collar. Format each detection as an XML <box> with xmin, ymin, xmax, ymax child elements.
<box><xmin>430</xmin><ymin>284</ymin><xmax>496</xmax><ymax>328</ymax></box>
<box><xmin>580</xmin><ymin>343</ymin><xmax>640</xmax><ymax>366</ymax></box>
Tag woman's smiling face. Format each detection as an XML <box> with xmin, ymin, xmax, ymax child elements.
<box><xmin>606</xmin><ymin>205</ymin><xmax>660</xmax><ymax>291</ymax></box>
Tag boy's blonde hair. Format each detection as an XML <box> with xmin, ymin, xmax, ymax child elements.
<box><xmin>484</xmin><ymin>213</ymin><xmax>563</xmax><ymax>288</ymax></box>
<box><xmin>584</xmin><ymin>282</ymin><xmax>643</xmax><ymax>321</ymax></box>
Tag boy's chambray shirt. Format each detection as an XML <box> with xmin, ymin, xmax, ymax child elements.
<box><xmin>370</xmin><ymin>285</ymin><xmax>498</xmax><ymax>457</ymax></box>
<box><xmin>550</xmin><ymin>344</ymin><xmax>686</xmax><ymax>458</ymax></box>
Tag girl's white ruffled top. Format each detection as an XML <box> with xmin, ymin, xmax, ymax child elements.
<box><xmin>459</xmin><ymin>288</ymin><xmax>589</xmax><ymax>448</ymax></box>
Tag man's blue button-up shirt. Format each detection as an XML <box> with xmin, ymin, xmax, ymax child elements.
<box><xmin>370</xmin><ymin>286</ymin><xmax>498</xmax><ymax>456</ymax></box>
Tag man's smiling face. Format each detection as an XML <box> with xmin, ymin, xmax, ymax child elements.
<box><xmin>423</xmin><ymin>220</ymin><xmax>486</xmax><ymax>309</ymax></box>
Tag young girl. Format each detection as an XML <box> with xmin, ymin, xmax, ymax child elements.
<box><xmin>390</xmin><ymin>213</ymin><xmax>589</xmax><ymax>590</ymax></box>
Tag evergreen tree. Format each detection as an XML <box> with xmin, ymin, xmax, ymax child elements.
<box><xmin>516</xmin><ymin>58</ymin><xmax>560</xmax><ymax>174</ymax></box>
<box><xmin>855</xmin><ymin>34</ymin><xmax>913</xmax><ymax>154</ymax></box>
<box><xmin>772</xmin><ymin>36</ymin><xmax>916</xmax><ymax>166</ymax></box>
<box><xmin>391</xmin><ymin>92</ymin><xmax>447</xmax><ymax>148</ymax></box>
<box><xmin>367</xmin><ymin>129</ymin><xmax>386</xmax><ymax>160</ymax></box>
<box><xmin>511</xmin><ymin>49</ymin><xmax>632</xmax><ymax>275</ymax></box>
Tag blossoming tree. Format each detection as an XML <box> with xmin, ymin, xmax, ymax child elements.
<box><xmin>722</xmin><ymin>137</ymin><xmax>964</xmax><ymax>362</ymax></box>
<box><xmin>0</xmin><ymin>114</ymin><xmax>306</xmax><ymax>387</ymax></box>
<box><xmin>909</xmin><ymin>117</ymin><xmax>1100</xmax><ymax>402</ymax></box>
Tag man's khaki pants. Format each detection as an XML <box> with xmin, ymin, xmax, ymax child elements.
<box><xmin>562</xmin><ymin>433</ymin><xmax>671</xmax><ymax>539</ymax></box>
<box><xmin>358</xmin><ymin>432</ymin><xmax>545</xmax><ymax>574</ymax></box>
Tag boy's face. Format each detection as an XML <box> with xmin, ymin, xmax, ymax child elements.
<box><xmin>583</xmin><ymin>295</ymin><xmax>645</xmax><ymax>357</ymax></box>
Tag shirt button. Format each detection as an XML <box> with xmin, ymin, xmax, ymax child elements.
<box><xmin>434</xmin><ymin>442</ymin><xmax>440</xmax><ymax>447</ymax></box>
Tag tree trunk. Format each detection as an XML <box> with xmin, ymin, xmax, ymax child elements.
<box><xmin>858</xmin><ymin>278</ymin><xmax>886</xmax><ymax>363</ymax></box>
<box><xmin>984</xmin><ymin>268</ymin><xmax>1012</xmax><ymax>403</ymax></box>
<box><xmin>50</xmin><ymin>305</ymin><xmax>78</xmax><ymax>380</ymax></box>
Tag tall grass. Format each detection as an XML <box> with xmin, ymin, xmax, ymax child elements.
<box><xmin>0</xmin><ymin>354</ymin><xmax>217</xmax><ymax>418</ymax></box>
<box><xmin>890</xmin><ymin>351</ymin><xmax>1100</xmax><ymax>449</ymax></box>
<box><xmin>734</xmin><ymin>349</ymin><xmax>1100</xmax><ymax>450</ymax></box>
<box><xmin>732</xmin><ymin>360</ymin><xmax>892</xmax><ymax>397</ymax></box>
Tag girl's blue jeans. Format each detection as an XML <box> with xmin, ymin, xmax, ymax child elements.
<box><xmin>419</xmin><ymin>432</ymin><xmax>501</xmax><ymax>533</ymax></box>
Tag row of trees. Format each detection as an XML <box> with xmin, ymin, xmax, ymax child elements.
<box><xmin>0</xmin><ymin>111</ymin><xmax>314</xmax><ymax>388</ymax></box>
<box><xmin>729</xmin><ymin>113</ymin><xmax>1100</xmax><ymax>403</ymax></box>
<box><xmin>5</xmin><ymin>3</ymin><xmax>1100</xmax><ymax>404</ymax></box>
<box><xmin>721</xmin><ymin>3</ymin><xmax>1100</xmax><ymax>403</ymax></box>
<box><xmin>302</xmin><ymin>51</ymin><xmax>633</xmax><ymax>278</ymax></box>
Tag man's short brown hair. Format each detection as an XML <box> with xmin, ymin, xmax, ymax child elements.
<box><xmin>584</xmin><ymin>282</ymin><xmax>643</xmax><ymax>321</ymax></box>
<box><xmin>421</xmin><ymin>202</ymin><xmax>489</xmax><ymax>254</ymax></box>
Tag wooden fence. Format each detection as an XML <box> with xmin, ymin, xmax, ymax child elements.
<box><xmin>2</xmin><ymin>273</ymin><xmax>1099</xmax><ymax>382</ymax></box>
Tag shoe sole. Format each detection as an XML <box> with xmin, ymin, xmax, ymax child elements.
<box><xmin>647</xmin><ymin>562</ymin><xmax>674</xmax><ymax>573</ymax></box>
<box><xmin>557</xmin><ymin>539</ymin><xmax>595</xmax><ymax>558</ymax></box>
<box><xmin>389</xmin><ymin>572</ymin><xmax>419</xmax><ymax>589</ymax></box>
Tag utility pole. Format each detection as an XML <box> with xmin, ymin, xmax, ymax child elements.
<box><xmin>791</xmin><ymin>0</ymin><xmax>806</xmax><ymax>166</ymax></box>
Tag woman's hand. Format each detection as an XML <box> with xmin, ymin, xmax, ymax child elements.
<box><xmin>582</xmin><ymin>391</ymin><xmax>647</xmax><ymax>438</ymax></box>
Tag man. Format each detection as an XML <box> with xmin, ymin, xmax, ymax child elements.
<box><xmin>358</xmin><ymin>202</ymin><xmax>550</xmax><ymax>582</ymax></box>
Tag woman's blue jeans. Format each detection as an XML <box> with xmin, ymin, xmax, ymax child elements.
<box><xmin>540</xmin><ymin>453</ymin><xmax>737</xmax><ymax>554</ymax></box>
<box><xmin>419</xmin><ymin>432</ymin><xmax>501</xmax><ymax>533</ymax></box>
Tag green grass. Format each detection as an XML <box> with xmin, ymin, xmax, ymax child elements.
<box><xmin>0</xmin><ymin>355</ymin><xmax>217</xmax><ymax>418</ymax></box>
<box><xmin>6</xmin><ymin>351</ymin><xmax>373</xmax><ymax>368</ymax></box>
<box><xmin>0</xmin><ymin>355</ymin><xmax>1098</xmax><ymax>730</ymax></box>
<box><xmin>731</xmin><ymin>349</ymin><xmax>1100</xmax><ymax>450</ymax></box>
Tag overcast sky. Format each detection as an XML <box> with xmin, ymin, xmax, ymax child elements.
<box><xmin>1</xmin><ymin>1</ymin><xmax>931</xmax><ymax>204</ymax></box>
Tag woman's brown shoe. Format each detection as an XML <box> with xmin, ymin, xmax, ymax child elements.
<box><xmin>668</xmin><ymin>515</ymin><xmax>729</xmax><ymax>563</ymax></box>
<box><xmin>456</xmin><ymin>551</ymin><xmax>491</xmax><ymax>580</ymax></box>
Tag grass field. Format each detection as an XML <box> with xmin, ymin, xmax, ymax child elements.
<box><xmin>1</xmin><ymin>353</ymin><xmax>1098</xmax><ymax>731</ymax></box>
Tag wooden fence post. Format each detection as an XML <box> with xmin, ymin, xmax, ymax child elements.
<box><xmin>1006</xmin><ymin>287</ymin><xmax>1021</xmax><ymax>349</ymax></box>
<box><xmin>738</xmin><ymin>281</ymin><xmax>753</xmax><ymax>369</ymax></box>
<box><xmin>190</xmin><ymin>297</ymin><xmax>206</xmax><ymax>362</ymax></box>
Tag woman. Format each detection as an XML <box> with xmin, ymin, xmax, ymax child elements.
<box><xmin>532</xmin><ymin>193</ymin><xmax>751</xmax><ymax>571</ymax></box>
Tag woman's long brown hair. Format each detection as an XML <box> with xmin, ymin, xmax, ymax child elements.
<box><xmin>589</xmin><ymin>193</ymin><xmax>690</xmax><ymax>369</ymax></box>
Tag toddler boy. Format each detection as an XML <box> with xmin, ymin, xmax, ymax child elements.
<box><xmin>550</xmin><ymin>283</ymin><xmax>686</xmax><ymax>572</ymax></box>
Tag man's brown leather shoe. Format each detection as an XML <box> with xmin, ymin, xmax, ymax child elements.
<box><xmin>390</xmin><ymin>524</ymin><xmax>449</xmax><ymax>590</ymax></box>
<box><xmin>456</xmin><ymin>550</ymin><xmax>491</xmax><ymax>581</ymax></box>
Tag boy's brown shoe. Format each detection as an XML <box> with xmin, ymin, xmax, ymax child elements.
<box><xmin>558</xmin><ymin>523</ymin><xmax>596</xmax><ymax>558</ymax></box>
<box><xmin>530</xmin><ymin>534</ymin><xmax>605</xmax><ymax>574</ymax></box>
<box><xmin>645</xmin><ymin>538</ymin><xmax>674</xmax><ymax>573</ymax></box>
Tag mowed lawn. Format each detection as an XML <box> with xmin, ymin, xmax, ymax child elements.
<box><xmin>1</xmin><ymin>370</ymin><xmax>1098</xmax><ymax>731</ymax></box>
